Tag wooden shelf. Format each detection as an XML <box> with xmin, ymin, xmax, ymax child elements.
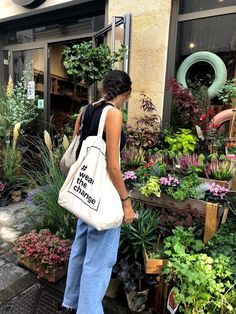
<box><xmin>129</xmin><ymin>187</ymin><xmax>228</xmax><ymax>243</ymax></box>
<box><xmin>33</xmin><ymin>70</ymin><xmax>88</xmax><ymax>102</ymax></box>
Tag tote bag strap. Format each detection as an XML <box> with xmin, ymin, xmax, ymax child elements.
<box><xmin>97</xmin><ymin>105</ymin><xmax>113</xmax><ymax>137</ymax></box>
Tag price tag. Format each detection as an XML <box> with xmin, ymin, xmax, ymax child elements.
<box><xmin>167</xmin><ymin>287</ymin><xmax>179</xmax><ymax>314</ymax></box>
<box><xmin>37</xmin><ymin>99</ymin><xmax>44</xmax><ymax>109</ymax></box>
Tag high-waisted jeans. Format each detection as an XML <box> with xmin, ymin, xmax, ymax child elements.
<box><xmin>62</xmin><ymin>219</ymin><xmax>121</xmax><ymax>314</ymax></box>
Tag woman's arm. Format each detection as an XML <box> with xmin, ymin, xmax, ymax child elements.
<box><xmin>72</xmin><ymin>112</ymin><xmax>82</xmax><ymax>138</ymax></box>
<box><xmin>105</xmin><ymin>108</ymin><xmax>134</xmax><ymax>224</ymax></box>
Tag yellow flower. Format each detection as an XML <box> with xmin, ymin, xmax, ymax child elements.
<box><xmin>62</xmin><ymin>135</ymin><xmax>69</xmax><ymax>150</ymax></box>
<box><xmin>13</xmin><ymin>122</ymin><xmax>21</xmax><ymax>149</ymax></box>
<box><xmin>6</xmin><ymin>76</ymin><xmax>13</xmax><ymax>98</ymax></box>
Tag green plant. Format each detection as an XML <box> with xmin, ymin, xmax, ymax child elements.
<box><xmin>121</xmin><ymin>147</ymin><xmax>145</xmax><ymax>171</ymax></box>
<box><xmin>26</xmin><ymin>135</ymin><xmax>76</xmax><ymax>239</ymax></box>
<box><xmin>0</xmin><ymin>123</ymin><xmax>29</xmax><ymax>192</ymax></box>
<box><xmin>166</xmin><ymin>173</ymin><xmax>200</xmax><ymax>201</ymax></box>
<box><xmin>139</xmin><ymin>176</ymin><xmax>161</xmax><ymax>198</ymax></box>
<box><xmin>119</xmin><ymin>202</ymin><xmax>159</xmax><ymax>261</ymax></box>
<box><xmin>206</xmin><ymin>160</ymin><xmax>235</xmax><ymax>181</ymax></box>
<box><xmin>162</xmin><ymin>226</ymin><xmax>236</xmax><ymax>313</ymax></box>
<box><xmin>217</xmin><ymin>78</ymin><xmax>236</xmax><ymax>107</ymax></box>
<box><xmin>63</xmin><ymin>41</ymin><xmax>125</xmax><ymax>86</ymax></box>
<box><xmin>125</xmin><ymin>94</ymin><xmax>161</xmax><ymax>151</ymax></box>
<box><xmin>0</xmin><ymin>70</ymin><xmax>38</xmax><ymax>137</ymax></box>
<box><xmin>165</xmin><ymin>128</ymin><xmax>198</xmax><ymax>155</ymax></box>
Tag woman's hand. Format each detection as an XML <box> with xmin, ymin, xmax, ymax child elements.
<box><xmin>122</xmin><ymin>199</ymin><xmax>135</xmax><ymax>224</ymax></box>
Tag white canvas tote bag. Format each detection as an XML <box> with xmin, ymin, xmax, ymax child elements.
<box><xmin>58</xmin><ymin>105</ymin><xmax>124</xmax><ymax>230</ymax></box>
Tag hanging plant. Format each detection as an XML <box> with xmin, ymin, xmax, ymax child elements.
<box><xmin>63</xmin><ymin>41</ymin><xmax>126</xmax><ymax>86</ymax></box>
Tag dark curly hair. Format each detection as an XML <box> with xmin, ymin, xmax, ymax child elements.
<box><xmin>102</xmin><ymin>70</ymin><xmax>132</xmax><ymax>101</ymax></box>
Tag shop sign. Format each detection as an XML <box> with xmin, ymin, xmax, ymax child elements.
<box><xmin>12</xmin><ymin>0</ymin><xmax>46</xmax><ymax>9</ymax></box>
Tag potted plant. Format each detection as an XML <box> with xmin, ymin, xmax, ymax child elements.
<box><xmin>63</xmin><ymin>41</ymin><xmax>125</xmax><ymax>87</ymax></box>
<box><xmin>119</xmin><ymin>202</ymin><xmax>160</xmax><ymax>261</ymax></box>
<box><xmin>203</xmin><ymin>159</ymin><xmax>235</xmax><ymax>188</ymax></box>
<box><xmin>12</xmin><ymin>229</ymin><xmax>72</xmax><ymax>283</ymax></box>
<box><xmin>143</xmin><ymin>234</ymin><xmax>168</xmax><ymax>275</ymax></box>
<box><xmin>116</xmin><ymin>258</ymin><xmax>149</xmax><ymax>312</ymax></box>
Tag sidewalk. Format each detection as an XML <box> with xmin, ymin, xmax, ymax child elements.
<box><xmin>0</xmin><ymin>198</ymin><xmax>152</xmax><ymax>313</ymax></box>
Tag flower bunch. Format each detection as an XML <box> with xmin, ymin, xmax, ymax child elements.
<box><xmin>123</xmin><ymin>171</ymin><xmax>137</xmax><ymax>181</ymax></box>
<box><xmin>160</xmin><ymin>174</ymin><xmax>180</xmax><ymax>187</ymax></box>
<box><xmin>207</xmin><ymin>183</ymin><xmax>229</xmax><ymax>200</ymax></box>
<box><xmin>12</xmin><ymin>230</ymin><xmax>72</xmax><ymax>272</ymax></box>
<box><xmin>123</xmin><ymin>170</ymin><xmax>138</xmax><ymax>188</ymax></box>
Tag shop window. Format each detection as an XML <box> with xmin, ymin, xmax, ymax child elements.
<box><xmin>176</xmin><ymin>13</ymin><xmax>236</xmax><ymax>79</ymax></box>
<box><xmin>179</xmin><ymin>0</ymin><xmax>236</xmax><ymax>14</ymax></box>
<box><xmin>3</xmin><ymin>15</ymin><xmax>104</xmax><ymax>45</ymax></box>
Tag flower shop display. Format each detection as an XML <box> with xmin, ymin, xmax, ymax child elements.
<box><xmin>12</xmin><ymin>229</ymin><xmax>71</xmax><ymax>283</ymax></box>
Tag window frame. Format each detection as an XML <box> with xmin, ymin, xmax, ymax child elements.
<box><xmin>162</xmin><ymin>1</ymin><xmax>236</xmax><ymax>125</ymax></box>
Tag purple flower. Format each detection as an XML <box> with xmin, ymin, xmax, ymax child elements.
<box><xmin>207</xmin><ymin>183</ymin><xmax>229</xmax><ymax>199</ymax></box>
<box><xmin>123</xmin><ymin>171</ymin><xmax>137</xmax><ymax>181</ymax></box>
<box><xmin>160</xmin><ymin>174</ymin><xmax>179</xmax><ymax>187</ymax></box>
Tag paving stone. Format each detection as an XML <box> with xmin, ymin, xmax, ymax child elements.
<box><xmin>0</xmin><ymin>262</ymin><xmax>37</xmax><ymax>305</ymax></box>
<box><xmin>0</xmin><ymin>227</ymin><xmax>21</xmax><ymax>243</ymax></box>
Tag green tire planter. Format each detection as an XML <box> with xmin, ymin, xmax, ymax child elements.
<box><xmin>176</xmin><ymin>51</ymin><xmax>227</xmax><ymax>99</ymax></box>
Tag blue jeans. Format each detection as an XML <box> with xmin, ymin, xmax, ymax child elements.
<box><xmin>62</xmin><ymin>219</ymin><xmax>121</xmax><ymax>314</ymax></box>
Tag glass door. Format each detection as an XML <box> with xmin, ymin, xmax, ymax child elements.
<box><xmin>93</xmin><ymin>14</ymin><xmax>131</xmax><ymax>103</ymax></box>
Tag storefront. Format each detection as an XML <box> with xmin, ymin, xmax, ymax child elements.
<box><xmin>1</xmin><ymin>1</ymin><xmax>235</xmax><ymax>130</ymax></box>
<box><xmin>0</xmin><ymin>0</ymin><xmax>171</xmax><ymax>130</ymax></box>
<box><xmin>0</xmin><ymin>0</ymin><xmax>133</xmax><ymax>132</ymax></box>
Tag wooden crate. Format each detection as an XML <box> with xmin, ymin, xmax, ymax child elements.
<box><xmin>129</xmin><ymin>187</ymin><xmax>228</xmax><ymax>243</ymax></box>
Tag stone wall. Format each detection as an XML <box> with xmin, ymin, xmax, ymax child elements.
<box><xmin>107</xmin><ymin>0</ymin><xmax>172</xmax><ymax>123</ymax></box>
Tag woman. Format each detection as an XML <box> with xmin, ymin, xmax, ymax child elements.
<box><xmin>61</xmin><ymin>70</ymin><xmax>135</xmax><ymax>314</ymax></box>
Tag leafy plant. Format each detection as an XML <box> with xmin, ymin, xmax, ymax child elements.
<box><xmin>175</xmin><ymin>153</ymin><xmax>205</xmax><ymax>175</ymax></box>
<box><xmin>0</xmin><ymin>123</ymin><xmax>29</xmax><ymax>193</ymax></box>
<box><xmin>166</xmin><ymin>173</ymin><xmax>200</xmax><ymax>201</ymax></box>
<box><xmin>0</xmin><ymin>70</ymin><xmax>38</xmax><ymax>137</ymax></box>
<box><xmin>63</xmin><ymin>41</ymin><xmax>125</xmax><ymax>86</ymax></box>
<box><xmin>217</xmin><ymin>78</ymin><xmax>236</xmax><ymax>107</ymax></box>
<box><xmin>121</xmin><ymin>147</ymin><xmax>145</xmax><ymax>171</ymax></box>
<box><xmin>26</xmin><ymin>134</ymin><xmax>76</xmax><ymax>239</ymax></box>
<box><xmin>165</xmin><ymin>129</ymin><xmax>198</xmax><ymax>155</ymax></box>
<box><xmin>125</xmin><ymin>93</ymin><xmax>161</xmax><ymax>151</ymax></box>
<box><xmin>162</xmin><ymin>226</ymin><xmax>236</xmax><ymax>313</ymax></box>
<box><xmin>205</xmin><ymin>160</ymin><xmax>235</xmax><ymax>181</ymax></box>
<box><xmin>119</xmin><ymin>202</ymin><xmax>159</xmax><ymax>261</ymax></box>
<box><xmin>139</xmin><ymin>176</ymin><xmax>161</xmax><ymax>198</ymax></box>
